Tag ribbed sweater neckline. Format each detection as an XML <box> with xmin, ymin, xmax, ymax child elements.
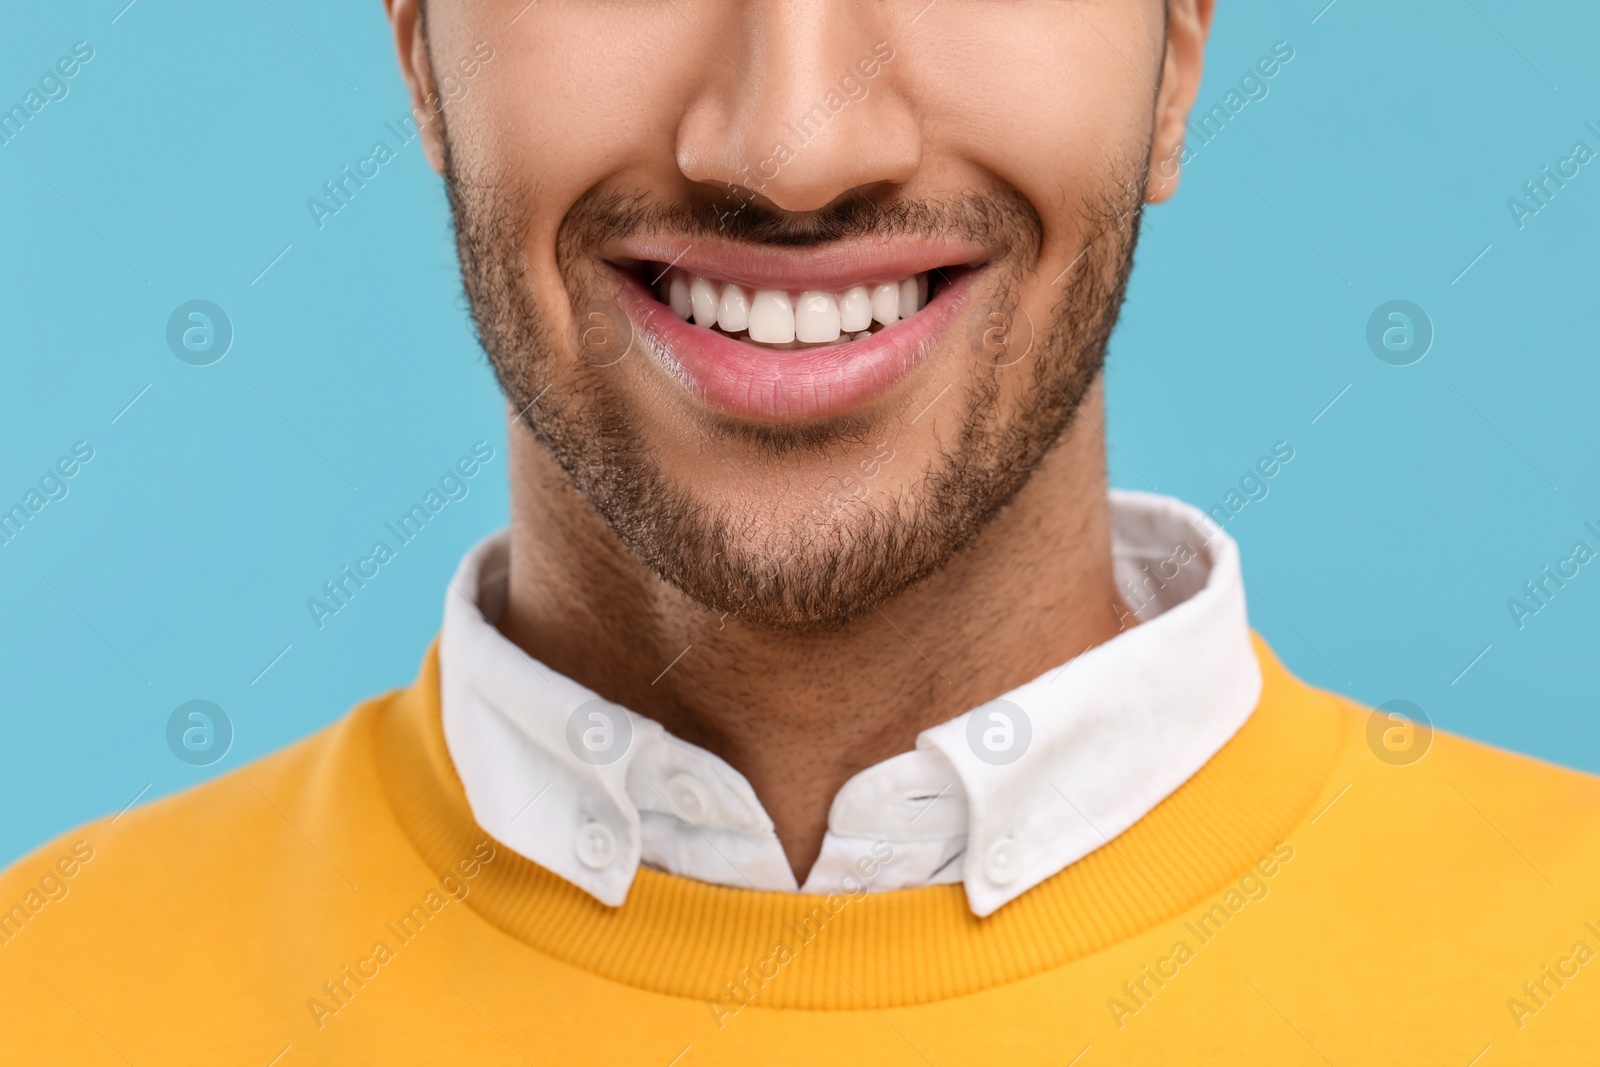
<box><xmin>374</xmin><ymin>636</ymin><xmax>1343</xmax><ymax>1009</ymax></box>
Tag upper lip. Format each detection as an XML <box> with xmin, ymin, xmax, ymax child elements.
<box><xmin>606</xmin><ymin>235</ymin><xmax>993</xmax><ymax>293</ymax></box>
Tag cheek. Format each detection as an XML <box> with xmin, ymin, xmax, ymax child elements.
<box><xmin>433</xmin><ymin>8</ymin><xmax>706</xmax><ymax>260</ymax></box>
<box><xmin>902</xmin><ymin>7</ymin><xmax>1164</xmax><ymax>187</ymax></box>
<box><xmin>902</xmin><ymin>7</ymin><xmax>1159</xmax><ymax>261</ymax></box>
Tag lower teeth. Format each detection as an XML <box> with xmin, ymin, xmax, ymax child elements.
<box><xmin>712</xmin><ymin>327</ymin><xmax>879</xmax><ymax>348</ymax></box>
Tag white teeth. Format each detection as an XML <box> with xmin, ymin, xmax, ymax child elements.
<box><xmin>748</xmin><ymin>289</ymin><xmax>796</xmax><ymax>344</ymax></box>
<box><xmin>717</xmin><ymin>283</ymin><xmax>750</xmax><ymax>334</ymax></box>
<box><xmin>795</xmin><ymin>291</ymin><xmax>841</xmax><ymax>343</ymax></box>
<box><xmin>690</xmin><ymin>277</ymin><xmax>719</xmax><ymax>326</ymax></box>
<box><xmin>668</xmin><ymin>275</ymin><xmax>692</xmax><ymax>320</ymax></box>
<box><xmin>839</xmin><ymin>286</ymin><xmax>872</xmax><ymax>333</ymax></box>
<box><xmin>871</xmin><ymin>283</ymin><xmax>900</xmax><ymax>326</ymax></box>
<box><xmin>662</xmin><ymin>269</ymin><xmax>930</xmax><ymax>347</ymax></box>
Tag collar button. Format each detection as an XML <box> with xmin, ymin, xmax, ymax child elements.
<box><xmin>576</xmin><ymin>820</ymin><xmax>618</xmax><ymax>869</ymax></box>
<box><xmin>665</xmin><ymin>772</ymin><xmax>712</xmax><ymax>824</ymax></box>
<box><xmin>983</xmin><ymin>838</ymin><xmax>1023</xmax><ymax>885</ymax></box>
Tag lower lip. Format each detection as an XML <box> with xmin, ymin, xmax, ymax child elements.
<box><xmin>607</xmin><ymin>266</ymin><xmax>981</xmax><ymax>421</ymax></box>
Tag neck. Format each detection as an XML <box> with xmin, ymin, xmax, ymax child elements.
<box><xmin>498</xmin><ymin>391</ymin><xmax>1128</xmax><ymax>882</ymax></box>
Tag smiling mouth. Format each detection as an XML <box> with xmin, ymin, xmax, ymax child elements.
<box><xmin>599</xmin><ymin>240</ymin><xmax>988</xmax><ymax>420</ymax></box>
<box><xmin>614</xmin><ymin>261</ymin><xmax>968</xmax><ymax>352</ymax></box>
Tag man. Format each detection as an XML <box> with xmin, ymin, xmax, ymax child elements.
<box><xmin>4</xmin><ymin>0</ymin><xmax>1598</xmax><ymax>1062</ymax></box>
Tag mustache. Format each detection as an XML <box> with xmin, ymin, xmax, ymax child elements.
<box><xmin>558</xmin><ymin>184</ymin><xmax>1047</xmax><ymax>257</ymax></box>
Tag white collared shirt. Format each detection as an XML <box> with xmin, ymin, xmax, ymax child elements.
<box><xmin>439</xmin><ymin>490</ymin><xmax>1260</xmax><ymax>917</ymax></box>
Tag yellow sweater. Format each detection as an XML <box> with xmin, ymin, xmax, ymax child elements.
<box><xmin>5</xmin><ymin>638</ymin><xmax>1600</xmax><ymax>1064</ymax></box>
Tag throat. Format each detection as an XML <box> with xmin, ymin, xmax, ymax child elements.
<box><xmin>495</xmin><ymin>403</ymin><xmax>1129</xmax><ymax>882</ymax></box>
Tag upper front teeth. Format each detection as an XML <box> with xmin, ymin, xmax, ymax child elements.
<box><xmin>717</xmin><ymin>283</ymin><xmax>750</xmax><ymax>333</ymax></box>
<box><xmin>658</xmin><ymin>269</ymin><xmax>931</xmax><ymax>346</ymax></box>
<box><xmin>795</xmin><ymin>292</ymin><xmax>839</xmax><ymax>343</ymax></box>
<box><xmin>690</xmin><ymin>277</ymin><xmax>718</xmax><ymax>325</ymax></box>
<box><xmin>840</xmin><ymin>287</ymin><xmax>872</xmax><ymax>332</ymax></box>
<box><xmin>750</xmin><ymin>290</ymin><xmax>795</xmax><ymax>344</ymax></box>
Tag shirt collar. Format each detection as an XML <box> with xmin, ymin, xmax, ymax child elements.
<box><xmin>439</xmin><ymin>490</ymin><xmax>1260</xmax><ymax>916</ymax></box>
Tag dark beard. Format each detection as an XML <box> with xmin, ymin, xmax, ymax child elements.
<box><xmin>443</xmin><ymin>147</ymin><xmax>1146</xmax><ymax>632</ymax></box>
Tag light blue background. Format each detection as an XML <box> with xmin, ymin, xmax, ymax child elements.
<box><xmin>2</xmin><ymin>0</ymin><xmax>1596</xmax><ymax>866</ymax></box>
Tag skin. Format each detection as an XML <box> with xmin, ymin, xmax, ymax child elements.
<box><xmin>385</xmin><ymin>0</ymin><xmax>1214</xmax><ymax>881</ymax></box>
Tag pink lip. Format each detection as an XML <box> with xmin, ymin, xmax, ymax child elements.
<box><xmin>609</xmin><ymin>235</ymin><xmax>990</xmax><ymax>292</ymax></box>
<box><xmin>608</xmin><ymin>265</ymin><xmax>982</xmax><ymax>421</ymax></box>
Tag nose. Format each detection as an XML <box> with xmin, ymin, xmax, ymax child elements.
<box><xmin>676</xmin><ymin>2</ymin><xmax>920</xmax><ymax>213</ymax></box>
